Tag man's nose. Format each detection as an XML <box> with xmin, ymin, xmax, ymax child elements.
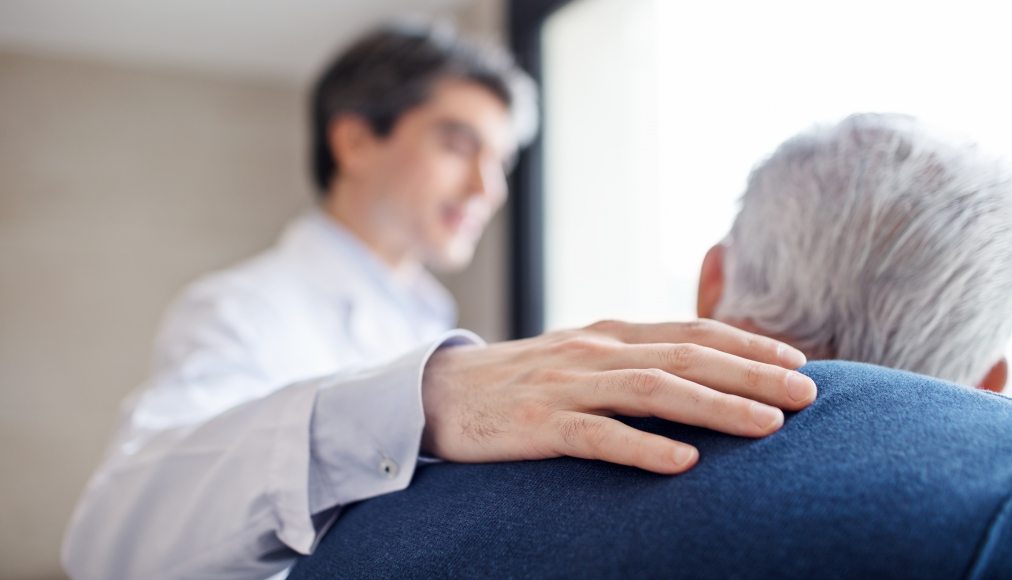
<box><xmin>467</xmin><ymin>158</ymin><xmax>507</xmax><ymax>204</ymax></box>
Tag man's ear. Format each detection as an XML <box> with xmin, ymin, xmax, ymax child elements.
<box><xmin>977</xmin><ymin>357</ymin><xmax>1007</xmax><ymax>393</ymax></box>
<box><xmin>697</xmin><ymin>243</ymin><xmax>726</xmax><ymax>319</ymax></box>
<box><xmin>326</xmin><ymin>115</ymin><xmax>378</xmax><ymax>178</ymax></box>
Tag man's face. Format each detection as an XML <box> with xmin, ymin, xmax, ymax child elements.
<box><xmin>362</xmin><ymin>78</ymin><xmax>516</xmax><ymax>271</ymax></box>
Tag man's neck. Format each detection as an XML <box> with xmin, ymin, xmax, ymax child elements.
<box><xmin>321</xmin><ymin>183</ymin><xmax>421</xmax><ymax>280</ymax></box>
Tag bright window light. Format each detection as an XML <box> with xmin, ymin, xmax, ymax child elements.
<box><xmin>540</xmin><ymin>0</ymin><xmax>1012</xmax><ymax>374</ymax></box>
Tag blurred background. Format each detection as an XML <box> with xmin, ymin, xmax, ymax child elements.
<box><xmin>2</xmin><ymin>0</ymin><xmax>1011</xmax><ymax>577</ymax></box>
<box><xmin>0</xmin><ymin>2</ymin><xmax>504</xmax><ymax>578</ymax></box>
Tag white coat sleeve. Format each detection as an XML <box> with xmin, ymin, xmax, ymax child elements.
<box><xmin>60</xmin><ymin>280</ymin><xmax>482</xmax><ymax>580</ymax></box>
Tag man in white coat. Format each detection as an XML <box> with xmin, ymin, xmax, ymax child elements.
<box><xmin>62</xmin><ymin>22</ymin><xmax>817</xmax><ymax>579</ymax></box>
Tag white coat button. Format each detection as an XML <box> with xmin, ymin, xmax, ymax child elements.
<box><xmin>379</xmin><ymin>458</ymin><xmax>399</xmax><ymax>479</ymax></box>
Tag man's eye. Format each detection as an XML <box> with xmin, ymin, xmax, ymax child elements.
<box><xmin>443</xmin><ymin>137</ymin><xmax>475</xmax><ymax>156</ymax></box>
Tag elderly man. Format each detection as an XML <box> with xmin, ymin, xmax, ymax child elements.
<box><xmin>698</xmin><ymin>113</ymin><xmax>1012</xmax><ymax>391</ymax></box>
<box><xmin>289</xmin><ymin>114</ymin><xmax>1012</xmax><ymax>578</ymax></box>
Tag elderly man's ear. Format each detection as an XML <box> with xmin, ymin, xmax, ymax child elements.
<box><xmin>979</xmin><ymin>358</ymin><xmax>1007</xmax><ymax>393</ymax></box>
<box><xmin>697</xmin><ymin>244</ymin><xmax>725</xmax><ymax>320</ymax></box>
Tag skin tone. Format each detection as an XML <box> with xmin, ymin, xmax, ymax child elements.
<box><xmin>324</xmin><ymin>79</ymin><xmax>513</xmax><ymax>274</ymax></box>
<box><xmin>323</xmin><ymin>78</ymin><xmax>818</xmax><ymax>475</ymax></box>
<box><xmin>697</xmin><ymin>243</ymin><xmax>1008</xmax><ymax>394</ymax></box>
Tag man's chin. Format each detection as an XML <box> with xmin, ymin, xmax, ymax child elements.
<box><xmin>425</xmin><ymin>240</ymin><xmax>477</xmax><ymax>273</ymax></box>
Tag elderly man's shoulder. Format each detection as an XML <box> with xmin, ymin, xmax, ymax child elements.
<box><xmin>290</xmin><ymin>361</ymin><xmax>1012</xmax><ymax>580</ymax></box>
<box><xmin>797</xmin><ymin>360</ymin><xmax>1012</xmax><ymax>440</ymax></box>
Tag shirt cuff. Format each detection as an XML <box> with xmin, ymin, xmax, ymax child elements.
<box><xmin>305</xmin><ymin>329</ymin><xmax>483</xmax><ymax>523</ymax></box>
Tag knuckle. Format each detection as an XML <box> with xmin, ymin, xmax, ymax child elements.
<box><xmin>515</xmin><ymin>367</ymin><xmax>540</xmax><ymax>385</ymax></box>
<box><xmin>743</xmin><ymin>361</ymin><xmax>766</xmax><ymax>390</ymax></box>
<box><xmin>665</xmin><ymin>343</ymin><xmax>699</xmax><ymax>372</ymax></box>
<box><xmin>549</xmin><ymin>328</ymin><xmax>580</xmax><ymax>341</ymax></box>
<box><xmin>710</xmin><ymin>392</ymin><xmax>744</xmax><ymax>421</ymax></box>
<box><xmin>553</xmin><ymin>336</ymin><xmax>610</xmax><ymax>358</ymax></box>
<box><xmin>743</xmin><ymin>333</ymin><xmax>761</xmax><ymax>352</ymax></box>
<box><xmin>743</xmin><ymin>333</ymin><xmax>774</xmax><ymax>358</ymax></box>
<box><xmin>695</xmin><ymin>387</ymin><xmax>723</xmax><ymax>413</ymax></box>
<box><xmin>556</xmin><ymin>415</ymin><xmax>607</xmax><ymax>452</ymax></box>
<box><xmin>586</xmin><ymin>319</ymin><xmax>623</xmax><ymax>334</ymax></box>
<box><xmin>513</xmin><ymin>395</ymin><xmax>553</xmax><ymax>425</ymax></box>
<box><xmin>628</xmin><ymin>368</ymin><xmax>667</xmax><ymax>399</ymax></box>
<box><xmin>532</xmin><ymin>366</ymin><xmax>575</xmax><ymax>385</ymax></box>
<box><xmin>680</xmin><ymin>319</ymin><xmax>711</xmax><ymax>340</ymax></box>
<box><xmin>625</xmin><ymin>439</ymin><xmax>649</xmax><ymax>467</ymax></box>
<box><xmin>556</xmin><ymin>414</ymin><xmax>588</xmax><ymax>446</ymax></box>
<box><xmin>583</xmin><ymin>421</ymin><xmax>610</xmax><ymax>452</ymax></box>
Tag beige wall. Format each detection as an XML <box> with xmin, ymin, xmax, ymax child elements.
<box><xmin>0</xmin><ymin>4</ymin><xmax>511</xmax><ymax>577</ymax></box>
<box><xmin>0</xmin><ymin>51</ymin><xmax>310</xmax><ymax>579</ymax></box>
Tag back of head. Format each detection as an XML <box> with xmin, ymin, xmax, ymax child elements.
<box><xmin>310</xmin><ymin>20</ymin><xmax>538</xmax><ymax>195</ymax></box>
<box><xmin>717</xmin><ymin>113</ymin><xmax>1012</xmax><ymax>385</ymax></box>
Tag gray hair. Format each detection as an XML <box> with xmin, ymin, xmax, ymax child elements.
<box><xmin>717</xmin><ymin>113</ymin><xmax>1012</xmax><ymax>385</ymax></box>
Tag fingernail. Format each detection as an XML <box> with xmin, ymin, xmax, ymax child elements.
<box><xmin>777</xmin><ymin>343</ymin><xmax>807</xmax><ymax>368</ymax></box>
<box><xmin>673</xmin><ymin>446</ymin><xmax>697</xmax><ymax>468</ymax></box>
<box><xmin>787</xmin><ymin>371</ymin><xmax>817</xmax><ymax>403</ymax></box>
<box><xmin>751</xmin><ymin>402</ymin><xmax>784</xmax><ymax>430</ymax></box>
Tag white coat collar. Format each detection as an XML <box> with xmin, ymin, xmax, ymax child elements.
<box><xmin>278</xmin><ymin>207</ymin><xmax>457</xmax><ymax>328</ymax></box>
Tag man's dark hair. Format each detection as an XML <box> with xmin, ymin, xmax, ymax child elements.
<box><xmin>310</xmin><ymin>21</ymin><xmax>537</xmax><ymax>195</ymax></box>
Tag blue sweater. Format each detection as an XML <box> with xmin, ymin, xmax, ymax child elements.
<box><xmin>291</xmin><ymin>361</ymin><xmax>1012</xmax><ymax>579</ymax></box>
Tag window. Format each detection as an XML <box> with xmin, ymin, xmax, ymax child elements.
<box><xmin>538</xmin><ymin>0</ymin><xmax>1012</xmax><ymax>340</ymax></box>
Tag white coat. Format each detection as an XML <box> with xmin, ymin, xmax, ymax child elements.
<box><xmin>62</xmin><ymin>208</ymin><xmax>480</xmax><ymax>579</ymax></box>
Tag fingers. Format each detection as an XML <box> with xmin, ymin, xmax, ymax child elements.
<box><xmin>569</xmin><ymin>369</ymin><xmax>785</xmax><ymax>437</ymax></box>
<box><xmin>549</xmin><ymin>411</ymin><xmax>699</xmax><ymax>474</ymax></box>
<box><xmin>607</xmin><ymin>343</ymin><xmax>818</xmax><ymax>410</ymax></box>
<box><xmin>585</xmin><ymin>319</ymin><xmax>807</xmax><ymax>369</ymax></box>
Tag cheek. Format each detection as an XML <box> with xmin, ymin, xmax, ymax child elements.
<box><xmin>428</xmin><ymin>159</ymin><xmax>472</xmax><ymax>197</ymax></box>
<box><xmin>389</xmin><ymin>148</ymin><xmax>468</xmax><ymax>202</ymax></box>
